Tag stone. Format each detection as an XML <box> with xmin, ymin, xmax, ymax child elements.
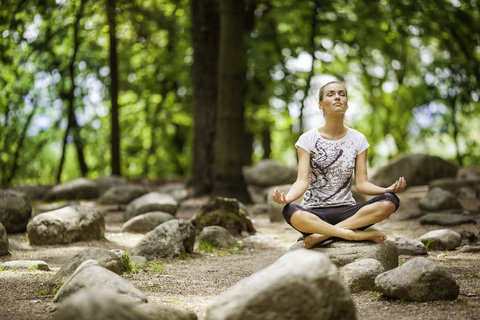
<box><xmin>54</xmin><ymin>260</ymin><xmax>147</xmax><ymax>304</ymax></box>
<box><xmin>339</xmin><ymin>258</ymin><xmax>385</xmax><ymax>293</ymax></box>
<box><xmin>375</xmin><ymin>257</ymin><xmax>459</xmax><ymax>301</ymax></box>
<box><xmin>7</xmin><ymin>239</ymin><xmax>29</xmax><ymax>250</ymax></box>
<box><xmin>26</xmin><ymin>204</ymin><xmax>105</xmax><ymax>245</ymax></box>
<box><xmin>110</xmin><ymin>249</ymin><xmax>128</xmax><ymax>271</ymax></box>
<box><xmin>429</xmin><ymin>177</ymin><xmax>480</xmax><ymax>197</ymax></box>
<box><xmin>0</xmin><ymin>260</ymin><xmax>49</xmax><ymax>271</ymax></box>
<box><xmin>9</xmin><ymin>185</ymin><xmax>52</xmax><ymax>200</ymax></box>
<box><xmin>250</xmin><ymin>203</ymin><xmax>268</xmax><ymax>215</ymax></box>
<box><xmin>0</xmin><ymin>223</ymin><xmax>8</xmax><ymax>255</ymax></box>
<box><xmin>129</xmin><ymin>256</ymin><xmax>148</xmax><ymax>268</ymax></box>
<box><xmin>94</xmin><ymin>175</ymin><xmax>127</xmax><ymax>195</ymax></box>
<box><xmin>264</xmin><ymin>185</ymin><xmax>302</xmax><ymax>222</ymax></box>
<box><xmin>55</xmin><ymin>289</ymin><xmax>197</xmax><ymax>320</ymax></box>
<box><xmin>198</xmin><ymin>226</ymin><xmax>236</xmax><ymax>248</ymax></box>
<box><xmin>50</xmin><ymin>248</ymin><xmax>123</xmax><ymax>285</ymax></box>
<box><xmin>420</xmin><ymin>213</ymin><xmax>476</xmax><ymax>226</ymax></box>
<box><xmin>0</xmin><ymin>190</ymin><xmax>32</xmax><ymax>233</ymax></box>
<box><xmin>419</xmin><ymin>188</ymin><xmax>463</xmax><ymax>211</ymax></box>
<box><xmin>371</xmin><ymin>154</ymin><xmax>457</xmax><ymax>187</ymax></box>
<box><xmin>124</xmin><ymin>192</ymin><xmax>178</xmax><ymax>220</ymax></box>
<box><xmin>392</xmin><ymin>237</ymin><xmax>427</xmax><ymax>255</ymax></box>
<box><xmin>122</xmin><ymin>211</ymin><xmax>175</xmax><ymax>233</ymax></box>
<box><xmin>206</xmin><ymin>249</ymin><xmax>355</xmax><ymax>320</ymax></box>
<box><xmin>418</xmin><ymin>229</ymin><xmax>462</xmax><ymax>250</ymax></box>
<box><xmin>242</xmin><ymin>159</ymin><xmax>297</xmax><ymax>187</ymax></box>
<box><xmin>191</xmin><ymin>197</ymin><xmax>255</xmax><ymax>236</ymax></box>
<box><xmin>99</xmin><ymin>185</ymin><xmax>149</xmax><ymax>205</ymax></box>
<box><xmin>157</xmin><ymin>183</ymin><xmax>188</xmax><ymax>202</ymax></box>
<box><xmin>44</xmin><ymin>178</ymin><xmax>99</xmax><ymax>201</ymax></box>
<box><xmin>133</xmin><ymin>219</ymin><xmax>195</xmax><ymax>259</ymax></box>
<box><xmin>291</xmin><ymin>240</ymin><xmax>398</xmax><ymax>270</ymax></box>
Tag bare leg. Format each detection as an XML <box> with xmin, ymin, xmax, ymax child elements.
<box><xmin>302</xmin><ymin>201</ymin><xmax>396</xmax><ymax>248</ymax></box>
<box><xmin>290</xmin><ymin>210</ymin><xmax>387</xmax><ymax>249</ymax></box>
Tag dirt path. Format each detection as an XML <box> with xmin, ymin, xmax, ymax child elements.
<box><xmin>1</xmin><ymin>187</ymin><xmax>479</xmax><ymax>319</ymax></box>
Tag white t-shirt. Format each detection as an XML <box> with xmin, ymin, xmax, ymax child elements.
<box><xmin>295</xmin><ymin>127</ymin><xmax>369</xmax><ymax>208</ymax></box>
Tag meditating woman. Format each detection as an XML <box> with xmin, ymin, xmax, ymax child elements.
<box><xmin>272</xmin><ymin>80</ymin><xmax>406</xmax><ymax>248</ymax></box>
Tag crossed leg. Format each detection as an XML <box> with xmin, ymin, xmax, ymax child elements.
<box><xmin>291</xmin><ymin>200</ymin><xmax>397</xmax><ymax>249</ymax></box>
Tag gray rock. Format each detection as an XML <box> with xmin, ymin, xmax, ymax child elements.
<box><xmin>291</xmin><ymin>240</ymin><xmax>398</xmax><ymax>270</ymax></box>
<box><xmin>122</xmin><ymin>211</ymin><xmax>175</xmax><ymax>233</ymax></box>
<box><xmin>0</xmin><ymin>260</ymin><xmax>49</xmax><ymax>271</ymax></box>
<box><xmin>198</xmin><ymin>226</ymin><xmax>236</xmax><ymax>248</ymax></box>
<box><xmin>0</xmin><ymin>190</ymin><xmax>32</xmax><ymax>233</ymax></box>
<box><xmin>371</xmin><ymin>154</ymin><xmax>457</xmax><ymax>187</ymax></box>
<box><xmin>429</xmin><ymin>178</ymin><xmax>480</xmax><ymax>197</ymax></box>
<box><xmin>392</xmin><ymin>237</ymin><xmax>427</xmax><ymax>255</ymax></box>
<box><xmin>129</xmin><ymin>255</ymin><xmax>148</xmax><ymax>268</ymax></box>
<box><xmin>0</xmin><ymin>223</ymin><xmax>8</xmax><ymax>255</ymax></box>
<box><xmin>420</xmin><ymin>213</ymin><xmax>476</xmax><ymax>226</ymax></box>
<box><xmin>243</xmin><ymin>159</ymin><xmax>297</xmax><ymax>187</ymax></box>
<box><xmin>55</xmin><ymin>289</ymin><xmax>197</xmax><ymax>320</ymax></box>
<box><xmin>133</xmin><ymin>219</ymin><xmax>195</xmax><ymax>259</ymax></box>
<box><xmin>7</xmin><ymin>239</ymin><xmax>29</xmax><ymax>250</ymax></box>
<box><xmin>54</xmin><ymin>260</ymin><xmax>147</xmax><ymax>304</ymax></box>
<box><xmin>110</xmin><ymin>249</ymin><xmax>128</xmax><ymax>271</ymax></box>
<box><xmin>375</xmin><ymin>257</ymin><xmax>459</xmax><ymax>301</ymax></box>
<box><xmin>26</xmin><ymin>204</ymin><xmax>105</xmax><ymax>245</ymax></box>
<box><xmin>339</xmin><ymin>258</ymin><xmax>385</xmax><ymax>293</ymax></box>
<box><xmin>124</xmin><ymin>192</ymin><xmax>178</xmax><ymax>220</ymax></box>
<box><xmin>94</xmin><ymin>175</ymin><xmax>127</xmax><ymax>195</ymax></box>
<box><xmin>99</xmin><ymin>185</ymin><xmax>149</xmax><ymax>205</ymax></box>
<box><xmin>206</xmin><ymin>249</ymin><xmax>355</xmax><ymax>320</ymax></box>
<box><xmin>418</xmin><ymin>229</ymin><xmax>462</xmax><ymax>250</ymax></box>
<box><xmin>50</xmin><ymin>248</ymin><xmax>123</xmax><ymax>284</ymax></box>
<box><xmin>157</xmin><ymin>183</ymin><xmax>188</xmax><ymax>202</ymax></box>
<box><xmin>250</xmin><ymin>203</ymin><xmax>268</xmax><ymax>215</ymax></box>
<box><xmin>44</xmin><ymin>178</ymin><xmax>99</xmax><ymax>201</ymax></box>
<box><xmin>419</xmin><ymin>188</ymin><xmax>463</xmax><ymax>211</ymax></box>
<box><xmin>264</xmin><ymin>185</ymin><xmax>303</xmax><ymax>222</ymax></box>
<box><xmin>9</xmin><ymin>185</ymin><xmax>52</xmax><ymax>200</ymax></box>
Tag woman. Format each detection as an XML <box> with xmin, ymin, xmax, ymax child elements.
<box><xmin>273</xmin><ymin>80</ymin><xmax>406</xmax><ymax>249</ymax></box>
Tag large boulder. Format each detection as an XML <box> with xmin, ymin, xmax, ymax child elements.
<box><xmin>55</xmin><ymin>289</ymin><xmax>197</xmax><ymax>320</ymax></box>
<box><xmin>191</xmin><ymin>197</ymin><xmax>255</xmax><ymax>236</ymax></box>
<box><xmin>26</xmin><ymin>204</ymin><xmax>105</xmax><ymax>245</ymax></box>
<box><xmin>371</xmin><ymin>154</ymin><xmax>457</xmax><ymax>187</ymax></box>
<box><xmin>418</xmin><ymin>229</ymin><xmax>462</xmax><ymax>250</ymax></box>
<box><xmin>99</xmin><ymin>185</ymin><xmax>149</xmax><ymax>205</ymax></box>
<box><xmin>0</xmin><ymin>223</ymin><xmax>8</xmax><ymax>256</ymax></box>
<box><xmin>122</xmin><ymin>211</ymin><xmax>175</xmax><ymax>233</ymax></box>
<box><xmin>44</xmin><ymin>178</ymin><xmax>99</xmax><ymax>201</ymax></box>
<box><xmin>375</xmin><ymin>257</ymin><xmax>459</xmax><ymax>301</ymax></box>
<box><xmin>124</xmin><ymin>192</ymin><xmax>177</xmax><ymax>220</ymax></box>
<box><xmin>339</xmin><ymin>258</ymin><xmax>385</xmax><ymax>293</ymax></box>
<box><xmin>418</xmin><ymin>188</ymin><xmax>463</xmax><ymax>211</ymax></box>
<box><xmin>54</xmin><ymin>260</ymin><xmax>147</xmax><ymax>304</ymax></box>
<box><xmin>429</xmin><ymin>177</ymin><xmax>480</xmax><ymax>198</ymax></box>
<box><xmin>291</xmin><ymin>240</ymin><xmax>398</xmax><ymax>271</ymax></box>
<box><xmin>0</xmin><ymin>190</ymin><xmax>32</xmax><ymax>232</ymax></box>
<box><xmin>133</xmin><ymin>219</ymin><xmax>195</xmax><ymax>259</ymax></box>
<box><xmin>242</xmin><ymin>159</ymin><xmax>297</xmax><ymax>187</ymax></box>
<box><xmin>94</xmin><ymin>175</ymin><xmax>127</xmax><ymax>195</ymax></box>
<box><xmin>420</xmin><ymin>213</ymin><xmax>476</xmax><ymax>226</ymax></box>
<box><xmin>50</xmin><ymin>248</ymin><xmax>123</xmax><ymax>285</ymax></box>
<box><xmin>206</xmin><ymin>249</ymin><xmax>355</xmax><ymax>320</ymax></box>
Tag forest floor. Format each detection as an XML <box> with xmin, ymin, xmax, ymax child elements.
<box><xmin>0</xmin><ymin>185</ymin><xmax>479</xmax><ymax>320</ymax></box>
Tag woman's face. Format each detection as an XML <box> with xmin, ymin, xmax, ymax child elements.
<box><xmin>319</xmin><ymin>82</ymin><xmax>348</xmax><ymax>115</ymax></box>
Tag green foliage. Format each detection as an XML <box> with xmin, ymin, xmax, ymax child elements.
<box><xmin>148</xmin><ymin>261</ymin><xmax>165</xmax><ymax>274</ymax></box>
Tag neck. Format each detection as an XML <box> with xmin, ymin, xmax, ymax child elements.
<box><xmin>322</xmin><ymin>114</ymin><xmax>346</xmax><ymax>135</ymax></box>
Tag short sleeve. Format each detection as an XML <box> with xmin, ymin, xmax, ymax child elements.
<box><xmin>356</xmin><ymin>132</ymin><xmax>369</xmax><ymax>155</ymax></box>
<box><xmin>294</xmin><ymin>130</ymin><xmax>315</xmax><ymax>153</ymax></box>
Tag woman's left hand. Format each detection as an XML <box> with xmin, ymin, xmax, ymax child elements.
<box><xmin>386</xmin><ymin>177</ymin><xmax>407</xmax><ymax>193</ymax></box>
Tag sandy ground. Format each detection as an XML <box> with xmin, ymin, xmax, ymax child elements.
<box><xmin>0</xmin><ymin>186</ymin><xmax>479</xmax><ymax>320</ymax></box>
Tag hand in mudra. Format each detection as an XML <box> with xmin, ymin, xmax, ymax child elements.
<box><xmin>386</xmin><ymin>177</ymin><xmax>407</xmax><ymax>193</ymax></box>
<box><xmin>272</xmin><ymin>188</ymin><xmax>289</xmax><ymax>204</ymax></box>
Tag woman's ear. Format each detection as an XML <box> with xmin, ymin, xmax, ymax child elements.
<box><xmin>318</xmin><ymin>101</ymin><xmax>323</xmax><ymax>111</ymax></box>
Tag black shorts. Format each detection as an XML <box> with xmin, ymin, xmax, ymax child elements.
<box><xmin>282</xmin><ymin>193</ymin><xmax>400</xmax><ymax>238</ymax></box>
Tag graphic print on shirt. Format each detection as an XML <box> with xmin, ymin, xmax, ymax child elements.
<box><xmin>303</xmin><ymin>138</ymin><xmax>353</xmax><ymax>206</ymax></box>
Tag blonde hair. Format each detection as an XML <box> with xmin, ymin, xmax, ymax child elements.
<box><xmin>318</xmin><ymin>80</ymin><xmax>348</xmax><ymax>102</ymax></box>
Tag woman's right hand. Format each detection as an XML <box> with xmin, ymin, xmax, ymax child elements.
<box><xmin>272</xmin><ymin>188</ymin><xmax>289</xmax><ymax>204</ymax></box>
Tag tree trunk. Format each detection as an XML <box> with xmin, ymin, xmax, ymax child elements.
<box><xmin>107</xmin><ymin>0</ymin><xmax>121</xmax><ymax>176</ymax></box>
<box><xmin>191</xmin><ymin>0</ymin><xmax>219</xmax><ymax>195</ymax></box>
<box><xmin>213</xmin><ymin>0</ymin><xmax>251</xmax><ymax>203</ymax></box>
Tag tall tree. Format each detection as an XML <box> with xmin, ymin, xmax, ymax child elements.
<box><xmin>191</xmin><ymin>0</ymin><xmax>219</xmax><ymax>195</ymax></box>
<box><xmin>107</xmin><ymin>0</ymin><xmax>121</xmax><ymax>176</ymax></box>
<box><xmin>213</xmin><ymin>0</ymin><xmax>251</xmax><ymax>203</ymax></box>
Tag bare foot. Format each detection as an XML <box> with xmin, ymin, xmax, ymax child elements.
<box><xmin>302</xmin><ymin>233</ymin><xmax>329</xmax><ymax>249</ymax></box>
<box><xmin>352</xmin><ymin>230</ymin><xmax>386</xmax><ymax>243</ymax></box>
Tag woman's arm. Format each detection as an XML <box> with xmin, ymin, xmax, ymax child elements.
<box><xmin>354</xmin><ymin>149</ymin><xmax>406</xmax><ymax>195</ymax></box>
<box><xmin>272</xmin><ymin>147</ymin><xmax>310</xmax><ymax>204</ymax></box>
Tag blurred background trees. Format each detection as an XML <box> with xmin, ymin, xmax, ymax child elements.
<box><xmin>0</xmin><ymin>0</ymin><xmax>479</xmax><ymax>194</ymax></box>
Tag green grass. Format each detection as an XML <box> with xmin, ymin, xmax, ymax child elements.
<box><xmin>424</xmin><ymin>239</ymin><xmax>435</xmax><ymax>251</ymax></box>
<box><xmin>148</xmin><ymin>261</ymin><xmax>165</xmax><ymax>274</ymax></box>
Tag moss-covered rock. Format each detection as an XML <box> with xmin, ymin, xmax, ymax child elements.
<box><xmin>191</xmin><ymin>197</ymin><xmax>255</xmax><ymax>236</ymax></box>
